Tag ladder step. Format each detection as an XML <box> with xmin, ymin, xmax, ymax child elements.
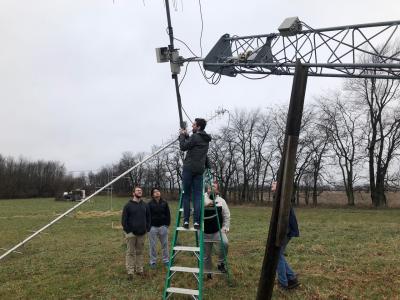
<box><xmin>179</xmin><ymin>208</ymin><xmax>194</xmax><ymax>212</ymax></box>
<box><xmin>173</xmin><ymin>246</ymin><xmax>200</xmax><ymax>252</ymax></box>
<box><xmin>170</xmin><ymin>266</ymin><xmax>200</xmax><ymax>273</ymax></box>
<box><xmin>204</xmin><ymin>270</ymin><xmax>225</xmax><ymax>275</ymax></box>
<box><xmin>166</xmin><ymin>287</ymin><xmax>199</xmax><ymax>296</ymax></box>
<box><xmin>177</xmin><ymin>226</ymin><xmax>197</xmax><ymax>231</ymax></box>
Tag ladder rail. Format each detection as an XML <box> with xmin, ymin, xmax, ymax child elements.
<box><xmin>198</xmin><ymin>178</ymin><xmax>205</xmax><ymax>300</ymax></box>
<box><xmin>205</xmin><ymin>169</ymin><xmax>231</xmax><ymax>285</ymax></box>
<box><xmin>163</xmin><ymin>192</ymin><xmax>183</xmax><ymax>299</ymax></box>
<box><xmin>163</xmin><ymin>169</ymin><xmax>231</xmax><ymax>300</ymax></box>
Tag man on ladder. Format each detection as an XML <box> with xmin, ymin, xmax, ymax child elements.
<box><xmin>179</xmin><ymin>118</ymin><xmax>211</xmax><ymax>230</ymax></box>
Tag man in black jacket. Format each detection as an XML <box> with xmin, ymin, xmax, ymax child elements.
<box><xmin>179</xmin><ymin>118</ymin><xmax>211</xmax><ymax>230</ymax></box>
<box><xmin>121</xmin><ymin>186</ymin><xmax>151</xmax><ymax>280</ymax></box>
<box><xmin>148</xmin><ymin>188</ymin><xmax>171</xmax><ymax>268</ymax></box>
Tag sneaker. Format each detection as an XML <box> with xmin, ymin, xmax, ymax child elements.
<box><xmin>135</xmin><ymin>268</ymin><xmax>144</xmax><ymax>276</ymax></box>
<box><xmin>127</xmin><ymin>274</ymin><xmax>134</xmax><ymax>281</ymax></box>
<box><xmin>193</xmin><ymin>222</ymin><xmax>200</xmax><ymax>230</ymax></box>
<box><xmin>217</xmin><ymin>263</ymin><xmax>227</xmax><ymax>273</ymax></box>
<box><xmin>278</xmin><ymin>282</ymin><xmax>289</xmax><ymax>290</ymax></box>
<box><xmin>183</xmin><ymin>221</ymin><xmax>189</xmax><ymax>229</ymax></box>
<box><xmin>136</xmin><ymin>271</ymin><xmax>145</xmax><ymax>278</ymax></box>
<box><xmin>287</xmin><ymin>278</ymin><xmax>300</xmax><ymax>289</ymax></box>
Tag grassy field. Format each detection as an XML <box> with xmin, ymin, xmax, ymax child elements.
<box><xmin>0</xmin><ymin>197</ymin><xmax>399</xmax><ymax>299</ymax></box>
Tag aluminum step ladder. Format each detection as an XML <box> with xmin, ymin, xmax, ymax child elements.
<box><xmin>163</xmin><ymin>172</ymin><xmax>230</xmax><ymax>300</ymax></box>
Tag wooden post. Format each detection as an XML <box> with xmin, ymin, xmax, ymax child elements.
<box><xmin>256</xmin><ymin>60</ymin><xmax>308</xmax><ymax>300</ymax></box>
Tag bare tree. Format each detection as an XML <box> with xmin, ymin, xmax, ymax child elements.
<box><xmin>346</xmin><ymin>47</ymin><xmax>400</xmax><ymax>207</ymax></box>
<box><xmin>228</xmin><ymin>109</ymin><xmax>259</xmax><ymax>203</ymax></box>
<box><xmin>318</xmin><ymin>92</ymin><xmax>364</xmax><ymax>205</ymax></box>
<box><xmin>208</xmin><ymin>127</ymin><xmax>239</xmax><ymax>201</ymax></box>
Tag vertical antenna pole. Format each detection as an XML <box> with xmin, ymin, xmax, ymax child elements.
<box><xmin>164</xmin><ymin>0</ymin><xmax>185</xmax><ymax>129</ymax></box>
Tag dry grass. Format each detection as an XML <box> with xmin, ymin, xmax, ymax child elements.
<box><xmin>74</xmin><ymin>210</ymin><xmax>121</xmax><ymax>219</ymax></box>
<box><xmin>0</xmin><ymin>197</ymin><xmax>399</xmax><ymax>299</ymax></box>
<box><xmin>299</xmin><ymin>191</ymin><xmax>400</xmax><ymax>207</ymax></box>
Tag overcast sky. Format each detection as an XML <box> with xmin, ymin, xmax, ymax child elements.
<box><xmin>1</xmin><ymin>0</ymin><xmax>399</xmax><ymax>173</ymax></box>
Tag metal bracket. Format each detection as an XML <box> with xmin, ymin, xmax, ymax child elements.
<box><xmin>203</xmin><ymin>34</ymin><xmax>236</xmax><ymax>77</ymax></box>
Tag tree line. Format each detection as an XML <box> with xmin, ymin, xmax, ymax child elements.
<box><xmin>0</xmin><ymin>155</ymin><xmax>78</xmax><ymax>199</ymax></box>
<box><xmin>86</xmin><ymin>74</ymin><xmax>400</xmax><ymax>207</ymax></box>
<box><xmin>2</xmin><ymin>76</ymin><xmax>400</xmax><ymax>207</ymax></box>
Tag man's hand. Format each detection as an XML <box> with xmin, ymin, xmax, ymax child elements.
<box><xmin>179</xmin><ymin>128</ymin><xmax>187</xmax><ymax>136</ymax></box>
<box><xmin>222</xmin><ymin>227</ymin><xmax>229</xmax><ymax>234</ymax></box>
<box><xmin>125</xmin><ymin>232</ymin><xmax>134</xmax><ymax>238</ymax></box>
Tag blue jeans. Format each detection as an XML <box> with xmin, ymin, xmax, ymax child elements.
<box><xmin>182</xmin><ymin>168</ymin><xmax>203</xmax><ymax>224</ymax></box>
<box><xmin>277</xmin><ymin>237</ymin><xmax>296</xmax><ymax>286</ymax></box>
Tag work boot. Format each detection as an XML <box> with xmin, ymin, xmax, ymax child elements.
<box><xmin>287</xmin><ymin>277</ymin><xmax>300</xmax><ymax>289</ymax></box>
<box><xmin>217</xmin><ymin>262</ymin><xmax>227</xmax><ymax>273</ymax></box>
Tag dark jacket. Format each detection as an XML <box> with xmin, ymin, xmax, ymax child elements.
<box><xmin>179</xmin><ymin>130</ymin><xmax>211</xmax><ymax>174</ymax></box>
<box><xmin>287</xmin><ymin>207</ymin><xmax>300</xmax><ymax>238</ymax></box>
<box><xmin>121</xmin><ymin>199</ymin><xmax>151</xmax><ymax>236</ymax></box>
<box><xmin>148</xmin><ymin>198</ymin><xmax>171</xmax><ymax>227</ymax></box>
<box><xmin>204</xmin><ymin>206</ymin><xmax>223</xmax><ymax>234</ymax></box>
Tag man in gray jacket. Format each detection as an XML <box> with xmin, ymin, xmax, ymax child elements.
<box><xmin>179</xmin><ymin>118</ymin><xmax>211</xmax><ymax>230</ymax></box>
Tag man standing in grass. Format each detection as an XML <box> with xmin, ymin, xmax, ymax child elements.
<box><xmin>271</xmin><ymin>181</ymin><xmax>300</xmax><ymax>290</ymax></box>
<box><xmin>148</xmin><ymin>187</ymin><xmax>171</xmax><ymax>268</ymax></box>
<box><xmin>179</xmin><ymin>118</ymin><xmax>211</xmax><ymax>230</ymax></box>
<box><xmin>121</xmin><ymin>186</ymin><xmax>151</xmax><ymax>280</ymax></box>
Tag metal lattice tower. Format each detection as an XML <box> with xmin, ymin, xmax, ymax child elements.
<box><xmin>202</xmin><ymin>18</ymin><xmax>400</xmax><ymax>79</ymax></box>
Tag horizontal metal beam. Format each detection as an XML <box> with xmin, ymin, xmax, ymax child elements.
<box><xmin>225</xmin><ymin>20</ymin><xmax>400</xmax><ymax>40</ymax></box>
<box><xmin>205</xmin><ymin>62</ymin><xmax>400</xmax><ymax>69</ymax></box>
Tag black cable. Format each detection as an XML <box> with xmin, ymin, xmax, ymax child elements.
<box><xmin>239</xmin><ymin>73</ymin><xmax>271</xmax><ymax>80</ymax></box>
<box><xmin>173</xmin><ymin>36</ymin><xmax>199</xmax><ymax>57</ymax></box>
<box><xmin>164</xmin><ymin>18</ymin><xmax>220</xmax><ymax>85</ymax></box>
<box><xmin>181</xmin><ymin>105</ymin><xmax>193</xmax><ymax>124</ymax></box>
<box><xmin>179</xmin><ymin>61</ymin><xmax>190</xmax><ymax>87</ymax></box>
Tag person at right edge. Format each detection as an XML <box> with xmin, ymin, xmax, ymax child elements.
<box><xmin>179</xmin><ymin>118</ymin><xmax>211</xmax><ymax>230</ymax></box>
<box><xmin>271</xmin><ymin>181</ymin><xmax>301</xmax><ymax>290</ymax></box>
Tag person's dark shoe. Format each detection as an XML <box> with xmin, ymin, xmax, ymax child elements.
<box><xmin>206</xmin><ymin>273</ymin><xmax>212</xmax><ymax>280</ymax></box>
<box><xmin>127</xmin><ymin>274</ymin><xmax>134</xmax><ymax>281</ymax></box>
<box><xmin>193</xmin><ymin>222</ymin><xmax>200</xmax><ymax>230</ymax></box>
<box><xmin>183</xmin><ymin>221</ymin><xmax>189</xmax><ymax>229</ymax></box>
<box><xmin>136</xmin><ymin>271</ymin><xmax>145</xmax><ymax>278</ymax></box>
<box><xmin>279</xmin><ymin>283</ymin><xmax>289</xmax><ymax>290</ymax></box>
<box><xmin>217</xmin><ymin>263</ymin><xmax>227</xmax><ymax>273</ymax></box>
<box><xmin>287</xmin><ymin>278</ymin><xmax>300</xmax><ymax>289</ymax></box>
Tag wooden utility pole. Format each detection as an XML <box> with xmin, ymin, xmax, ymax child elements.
<box><xmin>256</xmin><ymin>60</ymin><xmax>308</xmax><ymax>299</ymax></box>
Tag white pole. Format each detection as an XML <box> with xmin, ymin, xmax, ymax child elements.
<box><xmin>0</xmin><ymin>138</ymin><xmax>178</xmax><ymax>262</ymax></box>
<box><xmin>0</xmin><ymin>108</ymin><xmax>228</xmax><ymax>262</ymax></box>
